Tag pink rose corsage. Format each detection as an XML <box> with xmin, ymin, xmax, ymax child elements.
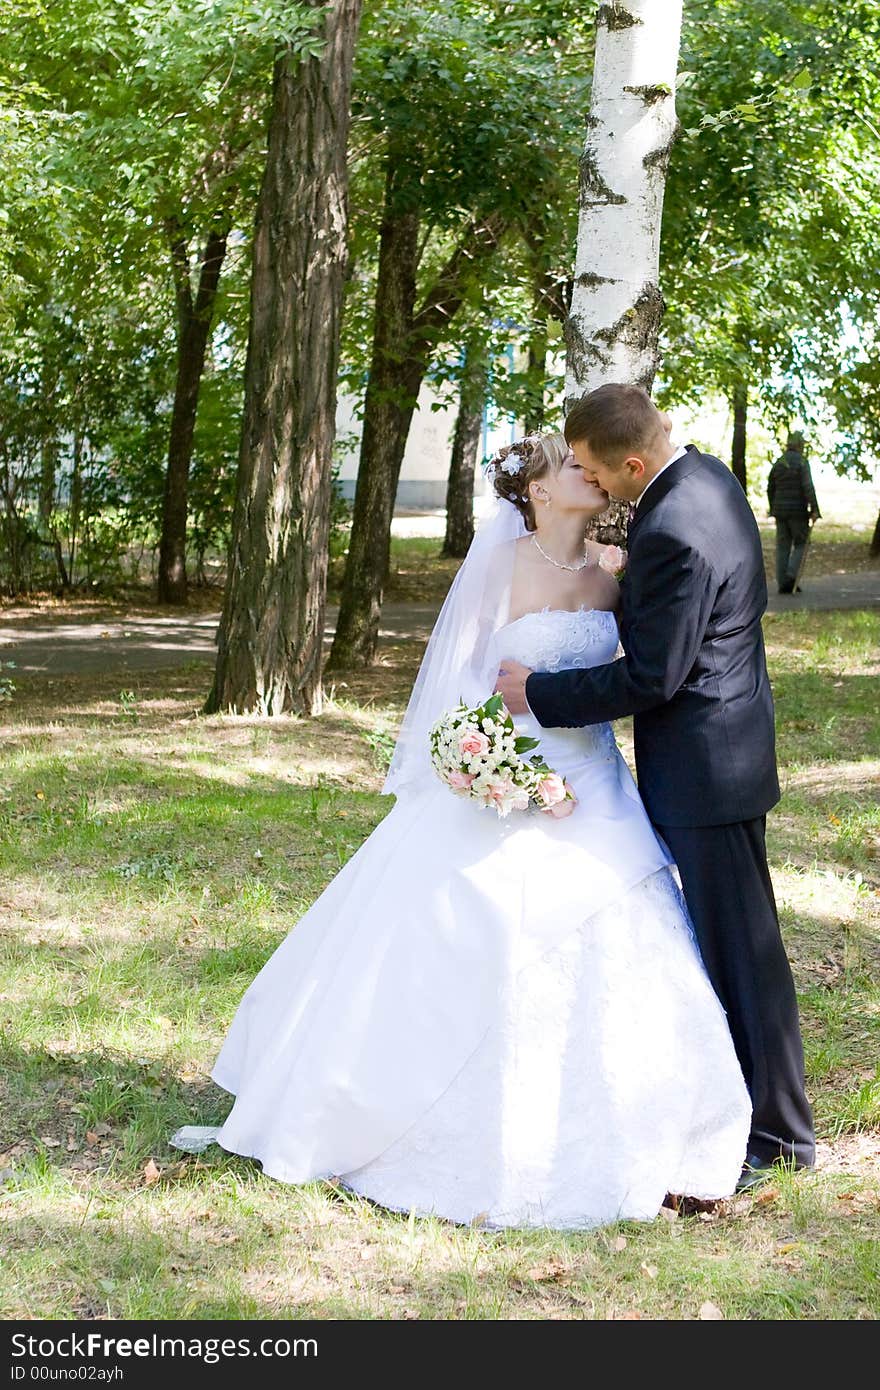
<box><xmin>598</xmin><ymin>545</ymin><xmax>627</xmax><ymax>581</ymax></box>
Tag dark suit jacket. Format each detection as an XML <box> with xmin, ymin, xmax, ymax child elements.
<box><xmin>524</xmin><ymin>446</ymin><xmax>781</xmax><ymax>827</ymax></box>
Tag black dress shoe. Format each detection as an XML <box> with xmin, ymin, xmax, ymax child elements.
<box><xmin>777</xmin><ymin>580</ymin><xmax>795</xmax><ymax>595</ymax></box>
<box><xmin>735</xmin><ymin>1152</ymin><xmax>811</xmax><ymax>1192</ymax></box>
<box><xmin>735</xmin><ymin>1156</ymin><xmax>777</xmax><ymax>1192</ymax></box>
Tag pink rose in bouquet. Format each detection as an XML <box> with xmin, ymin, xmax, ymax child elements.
<box><xmin>447</xmin><ymin>770</ymin><xmax>475</xmax><ymax>792</ymax></box>
<box><xmin>459</xmin><ymin>729</ymin><xmax>490</xmax><ymax>758</ymax></box>
<box><xmin>429</xmin><ymin>694</ymin><xmax>576</xmax><ymax>819</ymax></box>
<box><xmin>536</xmin><ymin>773</ymin><xmax>577</xmax><ymax>818</ymax></box>
<box><xmin>535</xmin><ymin>772</ymin><xmax>566</xmax><ymax>807</ymax></box>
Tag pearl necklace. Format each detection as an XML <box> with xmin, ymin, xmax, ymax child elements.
<box><xmin>531</xmin><ymin>533</ymin><xmax>593</xmax><ymax>572</ymax></box>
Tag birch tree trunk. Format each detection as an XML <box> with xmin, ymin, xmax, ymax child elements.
<box><xmin>205</xmin><ymin>0</ymin><xmax>363</xmax><ymax>717</ymax></box>
<box><xmin>565</xmin><ymin>0</ymin><xmax>683</xmax><ymax>407</ymax></box>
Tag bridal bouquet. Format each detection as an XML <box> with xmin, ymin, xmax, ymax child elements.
<box><xmin>429</xmin><ymin>693</ymin><xmax>576</xmax><ymax>819</ymax></box>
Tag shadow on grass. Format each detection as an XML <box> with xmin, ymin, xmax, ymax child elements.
<box><xmin>0</xmin><ymin>1037</ymin><xmax>233</xmax><ymax>1167</ymax></box>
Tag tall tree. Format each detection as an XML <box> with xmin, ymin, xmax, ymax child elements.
<box><xmin>564</xmin><ymin>0</ymin><xmax>683</xmax><ymax>544</ymax></box>
<box><xmin>158</xmin><ymin>213</ymin><xmax>230</xmax><ymax>603</ymax></box>
<box><xmin>328</xmin><ymin>208</ymin><xmax>507</xmax><ymax>668</ymax></box>
<box><xmin>205</xmin><ymin>0</ymin><xmax>364</xmax><ymax>716</ymax></box>
<box><xmin>442</xmin><ymin>341</ymin><xmax>489</xmax><ymax>558</ymax></box>
<box><xmin>565</xmin><ymin>0</ymin><xmax>683</xmax><ymax>406</ymax></box>
<box><xmin>329</xmin><ymin>0</ymin><xmax>591</xmax><ymax>668</ymax></box>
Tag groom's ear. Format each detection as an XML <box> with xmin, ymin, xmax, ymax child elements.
<box><xmin>623</xmin><ymin>454</ymin><xmax>647</xmax><ymax>481</ymax></box>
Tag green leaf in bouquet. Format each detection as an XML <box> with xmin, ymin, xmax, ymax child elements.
<box><xmin>514</xmin><ymin>736</ymin><xmax>540</xmax><ymax>754</ymax></box>
<box><xmin>483</xmin><ymin>693</ymin><xmax>504</xmax><ymax>719</ymax></box>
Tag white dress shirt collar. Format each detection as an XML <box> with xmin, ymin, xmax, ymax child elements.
<box><xmin>635</xmin><ymin>443</ymin><xmax>689</xmax><ymax>508</ymax></box>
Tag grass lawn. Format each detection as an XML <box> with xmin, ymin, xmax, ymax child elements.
<box><xmin>0</xmin><ymin>608</ymin><xmax>877</xmax><ymax>1320</ymax></box>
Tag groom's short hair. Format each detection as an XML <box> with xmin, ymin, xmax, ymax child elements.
<box><xmin>565</xmin><ymin>384</ymin><xmax>667</xmax><ymax>464</ymax></box>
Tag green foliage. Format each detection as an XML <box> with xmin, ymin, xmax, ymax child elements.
<box><xmin>340</xmin><ymin>0</ymin><xmax>591</xmax><ymax>421</ymax></box>
<box><xmin>659</xmin><ymin>0</ymin><xmax>880</xmax><ymax>471</ymax></box>
<box><xmin>0</xmin><ymin>0</ymin><xmax>321</xmax><ymax>592</ymax></box>
<box><xmin>3</xmin><ymin>0</ymin><xmax>879</xmax><ymax>599</ymax></box>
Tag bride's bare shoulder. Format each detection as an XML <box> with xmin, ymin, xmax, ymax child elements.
<box><xmin>513</xmin><ymin>533</ymin><xmax>541</xmax><ymax>563</ymax></box>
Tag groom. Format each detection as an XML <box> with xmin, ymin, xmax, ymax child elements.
<box><xmin>495</xmin><ymin>383</ymin><xmax>815</xmax><ymax>1187</ymax></box>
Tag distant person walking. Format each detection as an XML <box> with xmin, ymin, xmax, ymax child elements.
<box><xmin>767</xmin><ymin>431</ymin><xmax>821</xmax><ymax>594</ymax></box>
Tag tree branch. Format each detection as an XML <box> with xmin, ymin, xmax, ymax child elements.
<box><xmin>411</xmin><ymin>212</ymin><xmax>508</xmax><ymax>349</ymax></box>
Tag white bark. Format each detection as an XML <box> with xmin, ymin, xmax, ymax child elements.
<box><xmin>565</xmin><ymin>0</ymin><xmax>683</xmax><ymax>408</ymax></box>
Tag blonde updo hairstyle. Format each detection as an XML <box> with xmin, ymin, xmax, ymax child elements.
<box><xmin>489</xmin><ymin>432</ymin><xmax>569</xmax><ymax>532</ymax></box>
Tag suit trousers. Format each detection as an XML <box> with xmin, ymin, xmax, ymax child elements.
<box><xmin>655</xmin><ymin>816</ymin><xmax>816</xmax><ymax>1168</ymax></box>
<box><xmin>775</xmin><ymin>515</ymin><xmax>810</xmax><ymax>590</ymax></box>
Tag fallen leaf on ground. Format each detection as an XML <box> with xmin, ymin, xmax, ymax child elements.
<box><xmin>85</xmin><ymin>1131</ymin><xmax>100</xmax><ymax>1147</ymax></box>
<box><xmin>610</xmin><ymin>1235</ymin><xmax>627</xmax><ymax>1252</ymax></box>
<box><xmin>143</xmin><ymin>1158</ymin><xmax>161</xmax><ymax>1185</ymax></box>
<box><xmin>754</xmin><ymin>1185</ymin><xmax>779</xmax><ymax>1205</ymax></box>
<box><xmin>39</xmin><ymin>1136</ymin><xmax>61</xmax><ymax>1148</ymax></box>
<box><xmin>699</xmin><ymin>1301</ymin><xmax>724</xmax><ymax>1320</ymax></box>
<box><xmin>640</xmin><ymin>1262</ymin><xmax>658</xmax><ymax>1279</ymax></box>
<box><xmin>526</xmin><ymin>1257</ymin><xmax>567</xmax><ymax>1282</ymax></box>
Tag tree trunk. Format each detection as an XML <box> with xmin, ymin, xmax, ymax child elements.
<box><xmin>525</xmin><ymin>331</ymin><xmax>548</xmax><ymax>436</ymax></box>
<box><xmin>326</xmin><ymin>160</ymin><xmax>421</xmax><ymax>669</ymax></box>
<box><xmin>565</xmin><ymin>0</ymin><xmax>683</xmax><ymax>544</ymax></box>
<box><xmin>524</xmin><ymin>245</ymin><xmax>571</xmax><ymax>434</ymax></box>
<box><xmin>731</xmin><ymin>383</ymin><xmax>748</xmax><ymax>491</ymax></box>
<box><xmin>205</xmin><ymin>0</ymin><xmax>363</xmax><ymax>716</ymax></box>
<box><xmin>329</xmin><ymin>213</ymin><xmax>506</xmax><ymax>668</ymax></box>
<box><xmin>38</xmin><ymin>437</ymin><xmax>57</xmax><ymax>528</ymax></box>
<box><xmin>69</xmin><ymin>431</ymin><xmax>82</xmax><ymax>586</ymax></box>
<box><xmin>157</xmin><ymin>221</ymin><xmax>229</xmax><ymax>605</ymax></box>
<box><xmin>443</xmin><ymin>345</ymin><xmax>487</xmax><ymax>557</ymax></box>
<box><xmin>870</xmin><ymin>507</ymin><xmax>880</xmax><ymax>558</ymax></box>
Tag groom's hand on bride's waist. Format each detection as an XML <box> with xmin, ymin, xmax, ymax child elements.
<box><xmin>494</xmin><ymin>659</ymin><xmax>534</xmax><ymax>716</ymax></box>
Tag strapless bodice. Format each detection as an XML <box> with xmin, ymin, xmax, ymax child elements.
<box><xmin>493</xmin><ymin>605</ymin><xmax>620</xmax><ymax>673</ymax></box>
<box><xmin>491</xmin><ymin>607</ymin><xmax>621</xmax><ymax>768</ymax></box>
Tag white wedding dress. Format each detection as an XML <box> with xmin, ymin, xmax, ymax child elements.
<box><xmin>211</xmin><ymin>607</ymin><xmax>752</xmax><ymax>1229</ymax></box>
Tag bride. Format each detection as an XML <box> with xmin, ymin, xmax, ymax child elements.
<box><xmin>209</xmin><ymin>431</ymin><xmax>751</xmax><ymax>1229</ymax></box>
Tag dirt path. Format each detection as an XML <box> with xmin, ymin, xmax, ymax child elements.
<box><xmin>0</xmin><ymin>605</ymin><xmax>441</xmax><ymax>676</ymax></box>
<box><xmin>1</xmin><ymin>570</ymin><xmax>877</xmax><ymax>677</ymax></box>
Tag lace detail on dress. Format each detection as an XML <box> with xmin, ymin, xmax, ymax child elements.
<box><xmin>341</xmin><ymin>867</ymin><xmax>749</xmax><ymax>1229</ymax></box>
<box><xmin>496</xmin><ymin>606</ymin><xmax>619</xmax><ymax>675</ymax></box>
